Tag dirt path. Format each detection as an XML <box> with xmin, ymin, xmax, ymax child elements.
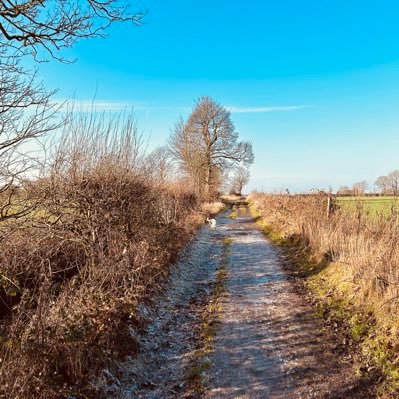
<box><xmin>203</xmin><ymin>206</ymin><xmax>364</xmax><ymax>399</ymax></box>
<box><xmin>101</xmin><ymin>206</ymin><xmax>370</xmax><ymax>399</ymax></box>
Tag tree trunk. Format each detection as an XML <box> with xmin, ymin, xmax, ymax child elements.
<box><xmin>204</xmin><ymin>164</ymin><xmax>211</xmax><ymax>199</ymax></box>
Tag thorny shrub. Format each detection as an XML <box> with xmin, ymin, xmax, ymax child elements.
<box><xmin>0</xmin><ymin>112</ymin><xmax>201</xmax><ymax>399</ymax></box>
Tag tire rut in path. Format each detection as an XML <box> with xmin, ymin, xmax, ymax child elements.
<box><xmin>203</xmin><ymin>207</ymin><xmax>363</xmax><ymax>399</ymax></box>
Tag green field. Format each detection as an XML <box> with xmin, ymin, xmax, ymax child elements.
<box><xmin>337</xmin><ymin>196</ymin><xmax>399</xmax><ymax>218</ymax></box>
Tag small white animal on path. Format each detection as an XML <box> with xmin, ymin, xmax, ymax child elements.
<box><xmin>206</xmin><ymin>216</ymin><xmax>217</xmax><ymax>230</ymax></box>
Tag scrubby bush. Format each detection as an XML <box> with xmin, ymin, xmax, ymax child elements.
<box><xmin>0</xmin><ymin>112</ymin><xmax>201</xmax><ymax>398</ymax></box>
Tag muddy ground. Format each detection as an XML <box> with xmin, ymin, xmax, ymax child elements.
<box><xmin>98</xmin><ymin>206</ymin><xmax>374</xmax><ymax>399</ymax></box>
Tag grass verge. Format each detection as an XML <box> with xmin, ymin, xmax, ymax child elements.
<box><xmin>250</xmin><ymin>201</ymin><xmax>399</xmax><ymax>398</ymax></box>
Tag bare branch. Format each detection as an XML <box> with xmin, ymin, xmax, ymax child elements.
<box><xmin>0</xmin><ymin>0</ymin><xmax>146</xmax><ymax>60</ymax></box>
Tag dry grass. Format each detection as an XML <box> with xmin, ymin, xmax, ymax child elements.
<box><xmin>201</xmin><ymin>201</ymin><xmax>225</xmax><ymax>216</ymax></box>
<box><xmin>249</xmin><ymin>193</ymin><xmax>399</xmax><ymax>396</ymax></box>
<box><xmin>220</xmin><ymin>194</ymin><xmax>245</xmax><ymax>203</ymax></box>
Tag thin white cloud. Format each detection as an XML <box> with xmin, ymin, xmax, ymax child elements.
<box><xmin>228</xmin><ymin>105</ymin><xmax>306</xmax><ymax>113</ymax></box>
<box><xmin>54</xmin><ymin>99</ymin><xmax>192</xmax><ymax>114</ymax></box>
<box><xmin>55</xmin><ymin>99</ymin><xmax>306</xmax><ymax>115</ymax></box>
<box><xmin>54</xmin><ymin>99</ymin><xmax>148</xmax><ymax>112</ymax></box>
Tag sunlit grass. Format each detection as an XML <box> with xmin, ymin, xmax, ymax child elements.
<box><xmin>201</xmin><ymin>201</ymin><xmax>225</xmax><ymax>215</ymax></box>
<box><xmin>337</xmin><ymin>196</ymin><xmax>398</xmax><ymax>218</ymax></box>
<box><xmin>250</xmin><ymin>193</ymin><xmax>399</xmax><ymax>397</ymax></box>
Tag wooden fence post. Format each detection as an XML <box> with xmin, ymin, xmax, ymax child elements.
<box><xmin>327</xmin><ymin>196</ymin><xmax>331</xmax><ymax>218</ymax></box>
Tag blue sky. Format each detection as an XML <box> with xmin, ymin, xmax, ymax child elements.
<box><xmin>34</xmin><ymin>0</ymin><xmax>399</xmax><ymax>192</ymax></box>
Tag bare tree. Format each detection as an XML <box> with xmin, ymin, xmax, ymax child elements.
<box><xmin>230</xmin><ymin>166</ymin><xmax>250</xmax><ymax>195</ymax></box>
<box><xmin>337</xmin><ymin>185</ymin><xmax>352</xmax><ymax>195</ymax></box>
<box><xmin>169</xmin><ymin>97</ymin><xmax>254</xmax><ymax>198</ymax></box>
<box><xmin>168</xmin><ymin>117</ymin><xmax>206</xmax><ymax>194</ymax></box>
<box><xmin>374</xmin><ymin>171</ymin><xmax>399</xmax><ymax>196</ymax></box>
<box><xmin>0</xmin><ymin>50</ymin><xmax>60</xmax><ymax>223</ymax></box>
<box><xmin>146</xmin><ymin>146</ymin><xmax>175</xmax><ymax>185</ymax></box>
<box><xmin>375</xmin><ymin>175</ymin><xmax>391</xmax><ymax>195</ymax></box>
<box><xmin>352</xmin><ymin>181</ymin><xmax>368</xmax><ymax>196</ymax></box>
<box><xmin>388</xmin><ymin>170</ymin><xmax>399</xmax><ymax>196</ymax></box>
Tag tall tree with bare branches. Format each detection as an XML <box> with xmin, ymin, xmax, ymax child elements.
<box><xmin>375</xmin><ymin>175</ymin><xmax>391</xmax><ymax>195</ymax></box>
<box><xmin>169</xmin><ymin>97</ymin><xmax>254</xmax><ymax>198</ymax></box>
<box><xmin>231</xmin><ymin>166</ymin><xmax>250</xmax><ymax>195</ymax></box>
<box><xmin>168</xmin><ymin>117</ymin><xmax>206</xmax><ymax>193</ymax></box>
<box><xmin>388</xmin><ymin>170</ymin><xmax>399</xmax><ymax>196</ymax></box>
<box><xmin>0</xmin><ymin>48</ymin><xmax>59</xmax><ymax>222</ymax></box>
<box><xmin>374</xmin><ymin>170</ymin><xmax>399</xmax><ymax>196</ymax></box>
<box><xmin>352</xmin><ymin>180</ymin><xmax>368</xmax><ymax>195</ymax></box>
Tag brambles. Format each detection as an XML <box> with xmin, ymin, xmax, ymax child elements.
<box><xmin>0</xmin><ymin>111</ymin><xmax>203</xmax><ymax>399</ymax></box>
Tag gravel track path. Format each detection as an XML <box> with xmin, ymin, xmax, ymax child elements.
<box><xmin>103</xmin><ymin>206</ymin><xmax>369</xmax><ymax>399</ymax></box>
